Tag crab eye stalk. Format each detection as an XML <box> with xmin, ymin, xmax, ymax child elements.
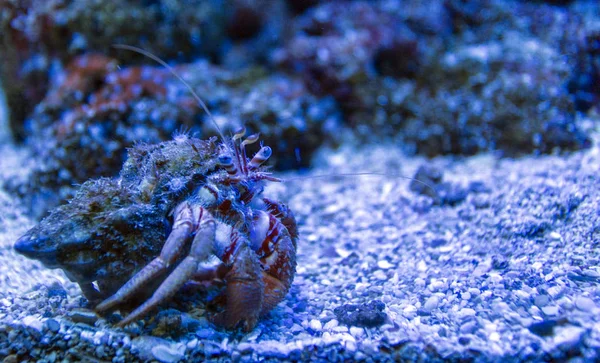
<box><xmin>249</xmin><ymin>146</ymin><xmax>272</xmax><ymax>170</ymax></box>
<box><xmin>218</xmin><ymin>155</ymin><xmax>238</xmax><ymax>176</ymax></box>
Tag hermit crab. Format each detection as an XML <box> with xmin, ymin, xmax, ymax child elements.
<box><xmin>14</xmin><ymin>48</ymin><xmax>298</xmax><ymax>332</ymax></box>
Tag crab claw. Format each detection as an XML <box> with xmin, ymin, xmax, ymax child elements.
<box><xmin>212</xmin><ymin>242</ymin><xmax>264</xmax><ymax>331</ymax></box>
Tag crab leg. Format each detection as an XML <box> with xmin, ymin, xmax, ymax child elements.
<box><xmin>209</xmin><ymin>211</ymin><xmax>296</xmax><ymax>331</ymax></box>
<box><xmin>230</xmin><ymin>211</ymin><xmax>296</xmax><ymax>330</ymax></box>
<box><xmin>192</xmin><ymin>263</ymin><xmax>229</xmax><ymax>282</ymax></box>
<box><xmin>213</xmin><ymin>242</ymin><xmax>265</xmax><ymax>331</ymax></box>
<box><xmin>95</xmin><ymin>202</ymin><xmax>203</xmax><ymax>313</ymax></box>
<box><xmin>116</xmin><ymin>210</ymin><xmax>216</xmax><ymax>327</ymax></box>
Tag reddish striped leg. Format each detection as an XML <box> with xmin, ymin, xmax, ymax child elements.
<box><xmin>210</xmin><ymin>209</ymin><xmax>297</xmax><ymax>331</ymax></box>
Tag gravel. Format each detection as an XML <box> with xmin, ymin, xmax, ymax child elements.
<box><xmin>1</xmin><ymin>132</ymin><xmax>600</xmax><ymax>361</ymax></box>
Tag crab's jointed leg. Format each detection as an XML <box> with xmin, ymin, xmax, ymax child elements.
<box><xmin>263</xmin><ymin>198</ymin><xmax>298</xmax><ymax>247</ymax></box>
<box><xmin>210</xmin><ymin>210</ymin><xmax>296</xmax><ymax>331</ymax></box>
<box><xmin>95</xmin><ymin>202</ymin><xmax>201</xmax><ymax>313</ymax></box>
<box><xmin>95</xmin><ymin>202</ymin><xmax>216</xmax><ymax>326</ymax></box>
<box><xmin>254</xmin><ymin>211</ymin><xmax>296</xmax><ymax>315</ymax></box>
<box><xmin>192</xmin><ymin>263</ymin><xmax>229</xmax><ymax>282</ymax></box>
<box><xmin>213</xmin><ymin>241</ymin><xmax>265</xmax><ymax>331</ymax></box>
<box><xmin>116</xmin><ymin>212</ymin><xmax>215</xmax><ymax>326</ymax></box>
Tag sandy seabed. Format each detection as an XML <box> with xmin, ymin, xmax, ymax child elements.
<box><xmin>1</xmin><ymin>129</ymin><xmax>599</xmax><ymax>361</ymax></box>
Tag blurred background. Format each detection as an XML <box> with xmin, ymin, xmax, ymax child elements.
<box><xmin>0</xmin><ymin>0</ymin><xmax>597</xmax><ymax>218</ymax></box>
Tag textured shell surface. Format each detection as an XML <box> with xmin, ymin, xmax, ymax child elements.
<box><xmin>15</xmin><ymin>135</ymin><xmax>222</xmax><ymax>301</ymax></box>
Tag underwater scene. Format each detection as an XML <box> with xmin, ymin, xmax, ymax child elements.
<box><xmin>0</xmin><ymin>0</ymin><xmax>599</xmax><ymax>361</ymax></box>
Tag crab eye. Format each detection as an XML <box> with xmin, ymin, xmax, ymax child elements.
<box><xmin>218</xmin><ymin>155</ymin><xmax>238</xmax><ymax>176</ymax></box>
<box><xmin>248</xmin><ymin>146</ymin><xmax>272</xmax><ymax>170</ymax></box>
<box><xmin>261</xmin><ymin>146</ymin><xmax>272</xmax><ymax>159</ymax></box>
<box><xmin>218</xmin><ymin>155</ymin><xmax>233</xmax><ymax>165</ymax></box>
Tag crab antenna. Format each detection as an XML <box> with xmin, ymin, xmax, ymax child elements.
<box><xmin>241</xmin><ymin>133</ymin><xmax>259</xmax><ymax>147</ymax></box>
<box><xmin>112</xmin><ymin>44</ymin><xmax>227</xmax><ymax>146</ymax></box>
<box><xmin>284</xmin><ymin>172</ymin><xmax>437</xmax><ymax>196</ymax></box>
<box><xmin>233</xmin><ymin>126</ymin><xmax>246</xmax><ymax>140</ymax></box>
<box><xmin>240</xmin><ymin>133</ymin><xmax>259</xmax><ymax>173</ymax></box>
<box><xmin>230</xmin><ymin>126</ymin><xmax>247</xmax><ymax>171</ymax></box>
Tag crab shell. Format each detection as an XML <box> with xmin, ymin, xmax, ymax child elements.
<box><xmin>14</xmin><ymin>136</ymin><xmax>222</xmax><ymax>303</ymax></box>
